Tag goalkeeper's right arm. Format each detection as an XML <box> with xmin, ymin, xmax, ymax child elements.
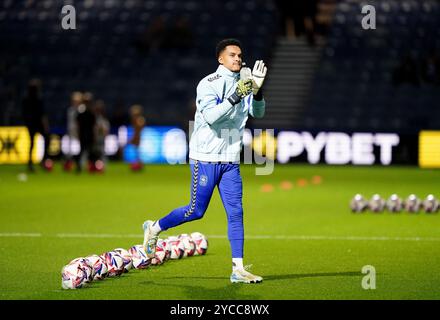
<box><xmin>198</xmin><ymin>79</ymin><xmax>252</xmax><ymax>125</ymax></box>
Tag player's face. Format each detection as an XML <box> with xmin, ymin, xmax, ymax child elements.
<box><xmin>218</xmin><ymin>45</ymin><xmax>242</xmax><ymax>72</ymax></box>
<box><xmin>71</xmin><ymin>93</ymin><xmax>83</xmax><ymax>106</ymax></box>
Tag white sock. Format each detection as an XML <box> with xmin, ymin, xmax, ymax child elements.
<box><xmin>232</xmin><ymin>258</ymin><xmax>243</xmax><ymax>271</ymax></box>
<box><xmin>151</xmin><ymin>220</ymin><xmax>162</xmax><ymax>235</ymax></box>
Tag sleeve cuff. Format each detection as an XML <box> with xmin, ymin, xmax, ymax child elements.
<box><xmin>253</xmin><ymin>88</ymin><xmax>263</xmax><ymax>101</ymax></box>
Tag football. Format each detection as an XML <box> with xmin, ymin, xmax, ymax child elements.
<box><xmin>102</xmin><ymin>251</ymin><xmax>125</xmax><ymax>276</ymax></box>
<box><xmin>178</xmin><ymin>233</ymin><xmax>196</xmax><ymax>257</ymax></box>
<box><xmin>190</xmin><ymin>232</ymin><xmax>208</xmax><ymax>255</ymax></box>
<box><xmin>167</xmin><ymin>236</ymin><xmax>185</xmax><ymax>259</ymax></box>
<box><xmin>350</xmin><ymin>194</ymin><xmax>368</xmax><ymax>213</ymax></box>
<box><xmin>69</xmin><ymin>257</ymin><xmax>93</xmax><ymax>282</ymax></box>
<box><xmin>114</xmin><ymin>248</ymin><xmax>133</xmax><ymax>272</ymax></box>
<box><xmin>61</xmin><ymin>262</ymin><xmax>88</xmax><ymax>289</ymax></box>
<box><xmin>386</xmin><ymin>194</ymin><xmax>403</xmax><ymax>213</ymax></box>
<box><xmin>151</xmin><ymin>239</ymin><xmax>167</xmax><ymax>265</ymax></box>
<box><xmin>404</xmin><ymin>194</ymin><xmax>421</xmax><ymax>213</ymax></box>
<box><xmin>128</xmin><ymin>245</ymin><xmax>151</xmax><ymax>269</ymax></box>
<box><xmin>368</xmin><ymin>194</ymin><xmax>385</xmax><ymax>213</ymax></box>
<box><xmin>422</xmin><ymin>194</ymin><xmax>439</xmax><ymax>213</ymax></box>
<box><xmin>85</xmin><ymin>254</ymin><xmax>108</xmax><ymax>280</ymax></box>
<box><xmin>162</xmin><ymin>238</ymin><xmax>172</xmax><ymax>261</ymax></box>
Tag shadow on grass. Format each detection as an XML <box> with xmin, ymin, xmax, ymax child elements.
<box><xmin>139</xmin><ymin>280</ymin><xmax>260</xmax><ymax>300</ymax></box>
<box><xmin>264</xmin><ymin>271</ymin><xmax>362</xmax><ymax>281</ymax></box>
<box><xmin>161</xmin><ymin>271</ymin><xmax>362</xmax><ymax>282</ymax></box>
<box><xmin>138</xmin><ymin>271</ymin><xmax>363</xmax><ymax>299</ymax></box>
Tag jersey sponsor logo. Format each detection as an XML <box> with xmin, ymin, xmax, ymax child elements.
<box><xmin>207</xmin><ymin>74</ymin><xmax>222</xmax><ymax>82</ymax></box>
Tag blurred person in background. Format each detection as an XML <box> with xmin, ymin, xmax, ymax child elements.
<box><xmin>275</xmin><ymin>0</ymin><xmax>318</xmax><ymax>46</ymax></box>
<box><xmin>64</xmin><ymin>91</ymin><xmax>83</xmax><ymax>172</ymax></box>
<box><xmin>128</xmin><ymin>104</ymin><xmax>146</xmax><ymax>171</ymax></box>
<box><xmin>93</xmin><ymin>99</ymin><xmax>110</xmax><ymax>173</ymax></box>
<box><xmin>21</xmin><ymin>78</ymin><xmax>52</xmax><ymax>172</ymax></box>
<box><xmin>164</xmin><ymin>15</ymin><xmax>194</xmax><ymax>52</ymax></box>
<box><xmin>134</xmin><ymin>16</ymin><xmax>167</xmax><ymax>56</ymax></box>
<box><xmin>275</xmin><ymin>0</ymin><xmax>296</xmax><ymax>38</ymax></box>
<box><xmin>75</xmin><ymin>91</ymin><xmax>96</xmax><ymax>173</ymax></box>
<box><xmin>421</xmin><ymin>49</ymin><xmax>440</xmax><ymax>85</ymax></box>
<box><xmin>303</xmin><ymin>0</ymin><xmax>318</xmax><ymax>46</ymax></box>
<box><xmin>141</xmin><ymin>39</ymin><xmax>267</xmax><ymax>284</ymax></box>
<box><xmin>393</xmin><ymin>52</ymin><xmax>420</xmax><ymax>86</ymax></box>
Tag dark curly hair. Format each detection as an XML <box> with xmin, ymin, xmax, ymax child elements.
<box><xmin>215</xmin><ymin>38</ymin><xmax>243</xmax><ymax>59</ymax></box>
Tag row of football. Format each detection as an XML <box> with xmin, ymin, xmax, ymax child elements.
<box><xmin>350</xmin><ymin>194</ymin><xmax>439</xmax><ymax>213</ymax></box>
<box><xmin>61</xmin><ymin>232</ymin><xmax>208</xmax><ymax>289</ymax></box>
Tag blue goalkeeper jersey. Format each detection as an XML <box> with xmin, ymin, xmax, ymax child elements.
<box><xmin>189</xmin><ymin>64</ymin><xmax>266</xmax><ymax>162</ymax></box>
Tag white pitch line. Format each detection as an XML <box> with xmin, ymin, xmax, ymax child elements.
<box><xmin>0</xmin><ymin>233</ymin><xmax>42</xmax><ymax>237</ymax></box>
<box><xmin>55</xmin><ymin>233</ymin><xmax>140</xmax><ymax>238</ymax></box>
<box><xmin>1</xmin><ymin>233</ymin><xmax>440</xmax><ymax>242</ymax></box>
<box><xmin>208</xmin><ymin>235</ymin><xmax>440</xmax><ymax>242</ymax></box>
<box><xmin>55</xmin><ymin>234</ymin><xmax>440</xmax><ymax>242</ymax></box>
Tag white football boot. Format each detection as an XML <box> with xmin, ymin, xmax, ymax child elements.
<box><xmin>142</xmin><ymin>220</ymin><xmax>159</xmax><ymax>258</ymax></box>
<box><xmin>230</xmin><ymin>265</ymin><xmax>263</xmax><ymax>284</ymax></box>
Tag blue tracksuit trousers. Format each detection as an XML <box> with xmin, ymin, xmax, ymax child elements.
<box><xmin>158</xmin><ymin>160</ymin><xmax>244</xmax><ymax>258</ymax></box>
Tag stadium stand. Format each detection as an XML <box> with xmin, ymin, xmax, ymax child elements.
<box><xmin>0</xmin><ymin>0</ymin><xmax>277</xmax><ymax>128</ymax></box>
<box><xmin>1</xmin><ymin>0</ymin><xmax>439</xmax><ymax>134</ymax></box>
<box><xmin>303</xmin><ymin>0</ymin><xmax>440</xmax><ymax>133</ymax></box>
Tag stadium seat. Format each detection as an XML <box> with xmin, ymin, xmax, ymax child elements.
<box><xmin>303</xmin><ymin>0</ymin><xmax>440</xmax><ymax>133</ymax></box>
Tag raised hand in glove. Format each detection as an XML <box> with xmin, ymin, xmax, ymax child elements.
<box><xmin>228</xmin><ymin>79</ymin><xmax>253</xmax><ymax>105</ymax></box>
<box><xmin>251</xmin><ymin>60</ymin><xmax>267</xmax><ymax>95</ymax></box>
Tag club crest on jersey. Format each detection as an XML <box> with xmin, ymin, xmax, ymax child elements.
<box><xmin>208</xmin><ymin>74</ymin><xmax>221</xmax><ymax>82</ymax></box>
<box><xmin>199</xmin><ymin>175</ymin><xmax>208</xmax><ymax>186</ymax></box>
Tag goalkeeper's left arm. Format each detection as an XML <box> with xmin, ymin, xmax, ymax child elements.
<box><xmin>249</xmin><ymin>89</ymin><xmax>265</xmax><ymax>118</ymax></box>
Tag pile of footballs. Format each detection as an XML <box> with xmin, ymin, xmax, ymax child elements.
<box><xmin>61</xmin><ymin>232</ymin><xmax>208</xmax><ymax>289</ymax></box>
<box><xmin>350</xmin><ymin>194</ymin><xmax>439</xmax><ymax>213</ymax></box>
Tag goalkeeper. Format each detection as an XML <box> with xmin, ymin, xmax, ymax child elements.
<box><xmin>142</xmin><ymin>39</ymin><xmax>267</xmax><ymax>283</ymax></box>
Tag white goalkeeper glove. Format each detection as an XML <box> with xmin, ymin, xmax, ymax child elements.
<box><xmin>251</xmin><ymin>60</ymin><xmax>267</xmax><ymax>95</ymax></box>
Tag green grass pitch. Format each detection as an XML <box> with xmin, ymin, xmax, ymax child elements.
<box><xmin>1</xmin><ymin>162</ymin><xmax>439</xmax><ymax>300</ymax></box>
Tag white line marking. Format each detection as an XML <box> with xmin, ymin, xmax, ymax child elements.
<box><xmin>1</xmin><ymin>233</ymin><xmax>440</xmax><ymax>242</ymax></box>
<box><xmin>0</xmin><ymin>233</ymin><xmax>42</xmax><ymax>237</ymax></box>
<box><xmin>207</xmin><ymin>235</ymin><xmax>440</xmax><ymax>241</ymax></box>
<box><xmin>55</xmin><ymin>233</ymin><xmax>140</xmax><ymax>238</ymax></box>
